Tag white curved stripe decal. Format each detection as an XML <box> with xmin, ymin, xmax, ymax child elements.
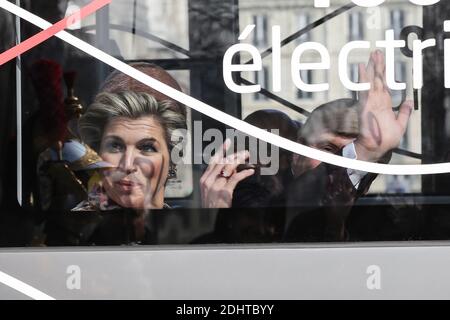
<box><xmin>0</xmin><ymin>270</ymin><xmax>55</xmax><ymax>300</ymax></box>
<box><xmin>2</xmin><ymin>0</ymin><xmax>449</xmax><ymax>175</ymax></box>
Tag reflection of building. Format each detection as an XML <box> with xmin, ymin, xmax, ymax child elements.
<box><xmin>109</xmin><ymin>0</ymin><xmax>189</xmax><ymax>60</ymax></box>
<box><xmin>239</xmin><ymin>0</ymin><xmax>423</xmax><ymax>193</ymax></box>
<box><xmin>69</xmin><ymin>0</ymin><xmax>189</xmax><ymax>59</ymax></box>
<box><xmin>68</xmin><ymin>0</ymin><xmax>422</xmax><ymax>194</ymax></box>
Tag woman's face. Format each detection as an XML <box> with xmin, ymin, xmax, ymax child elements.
<box><xmin>99</xmin><ymin>116</ymin><xmax>170</xmax><ymax>209</ymax></box>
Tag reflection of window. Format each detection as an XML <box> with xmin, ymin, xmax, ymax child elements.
<box><xmin>395</xmin><ymin>61</ymin><xmax>407</xmax><ymax>85</ymax></box>
<box><xmin>386</xmin><ymin>175</ymin><xmax>410</xmax><ymax>194</ymax></box>
<box><xmin>297</xmin><ymin>70</ymin><xmax>313</xmax><ymax>99</ymax></box>
<box><xmin>400</xmin><ymin>130</ymin><xmax>409</xmax><ymax>149</ymax></box>
<box><xmin>297</xmin><ymin>12</ymin><xmax>311</xmax><ymax>43</ymax></box>
<box><xmin>349</xmin><ymin>63</ymin><xmax>359</xmax><ymax>84</ymax></box>
<box><xmin>394</xmin><ymin>61</ymin><xmax>408</xmax><ymax>149</ymax></box>
<box><xmin>254</xmin><ymin>66</ymin><xmax>269</xmax><ymax>100</ymax></box>
<box><xmin>392</xmin><ymin>61</ymin><xmax>406</xmax><ymax>105</ymax></box>
<box><xmin>253</xmin><ymin>15</ymin><xmax>268</xmax><ymax>47</ymax></box>
<box><xmin>349</xmin><ymin>12</ymin><xmax>364</xmax><ymax>41</ymax></box>
<box><xmin>390</xmin><ymin>9</ymin><xmax>405</xmax><ymax>39</ymax></box>
<box><xmin>349</xmin><ymin>63</ymin><xmax>359</xmax><ymax>100</ymax></box>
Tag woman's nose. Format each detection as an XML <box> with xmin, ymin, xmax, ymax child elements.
<box><xmin>119</xmin><ymin>149</ymin><xmax>138</xmax><ymax>173</ymax></box>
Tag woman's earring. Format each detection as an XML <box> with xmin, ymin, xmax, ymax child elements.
<box><xmin>168</xmin><ymin>164</ymin><xmax>177</xmax><ymax>179</ymax></box>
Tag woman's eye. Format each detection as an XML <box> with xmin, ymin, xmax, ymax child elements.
<box><xmin>139</xmin><ymin>143</ymin><xmax>156</xmax><ymax>153</ymax></box>
<box><xmin>105</xmin><ymin>141</ymin><xmax>123</xmax><ymax>153</ymax></box>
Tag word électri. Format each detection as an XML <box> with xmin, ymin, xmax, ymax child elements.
<box><xmin>223</xmin><ymin>1</ymin><xmax>450</xmax><ymax>94</ymax></box>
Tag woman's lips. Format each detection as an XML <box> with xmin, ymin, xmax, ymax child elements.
<box><xmin>115</xmin><ymin>180</ymin><xmax>140</xmax><ymax>191</ymax></box>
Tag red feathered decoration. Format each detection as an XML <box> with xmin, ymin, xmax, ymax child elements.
<box><xmin>29</xmin><ymin>59</ymin><xmax>68</xmax><ymax>144</ymax></box>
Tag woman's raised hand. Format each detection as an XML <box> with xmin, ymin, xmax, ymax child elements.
<box><xmin>200</xmin><ymin>139</ymin><xmax>255</xmax><ymax>208</ymax></box>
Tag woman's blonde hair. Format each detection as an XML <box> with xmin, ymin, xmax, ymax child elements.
<box><xmin>78</xmin><ymin>91</ymin><xmax>187</xmax><ymax>152</ymax></box>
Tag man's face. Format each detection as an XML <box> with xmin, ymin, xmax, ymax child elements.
<box><xmin>292</xmin><ymin>131</ymin><xmax>355</xmax><ymax>178</ymax></box>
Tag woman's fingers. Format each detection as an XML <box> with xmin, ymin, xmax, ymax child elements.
<box><xmin>214</xmin><ymin>138</ymin><xmax>231</xmax><ymax>165</ymax></box>
<box><xmin>200</xmin><ymin>149</ymin><xmax>254</xmax><ymax>208</ymax></box>
<box><xmin>222</xmin><ymin>138</ymin><xmax>232</xmax><ymax>155</ymax></box>
<box><xmin>204</xmin><ymin>152</ymin><xmax>245</xmax><ymax>187</ymax></box>
<box><xmin>201</xmin><ymin>138</ymin><xmax>231</xmax><ymax>182</ymax></box>
<box><xmin>396</xmin><ymin>100</ymin><xmax>414</xmax><ymax>134</ymax></box>
<box><xmin>226</xmin><ymin>169</ymin><xmax>255</xmax><ymax>191</ymax></box>
<box><xmin>219</xmin><ymin>150</ymin><xmax>250</xmax><ymax>177</ymax></box>
<box><xmin>202</xmin><ymin>149</ymin><xmax>249</xmax><ymax>191</ymax></box>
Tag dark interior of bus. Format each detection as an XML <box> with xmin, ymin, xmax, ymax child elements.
<box><xmin>1</xmin><ymin>0</ymin><xmax>450</xmax><ymax>246</ymax></box>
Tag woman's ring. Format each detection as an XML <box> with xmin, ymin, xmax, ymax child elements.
<box><xmin>218</xmin><ymin>169</ymin><xmax>231</xmax><ymax>179</ymax></box>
